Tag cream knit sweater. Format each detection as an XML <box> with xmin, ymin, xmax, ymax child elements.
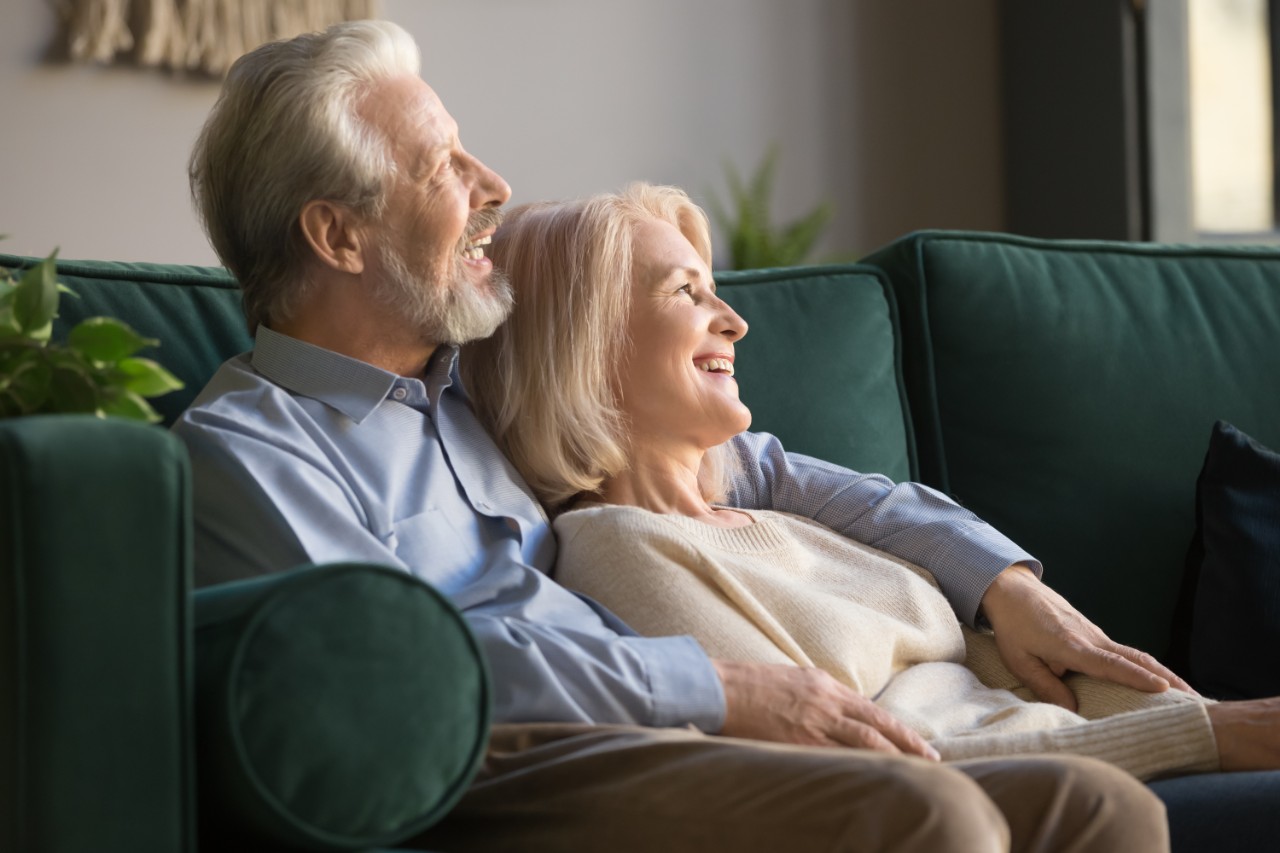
<box><xmin>553</xmin><ymin>505</ymin><xmax>1219</xmax><ymax>781</ymax></box>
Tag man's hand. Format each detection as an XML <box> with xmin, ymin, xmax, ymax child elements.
<box><xmin>712</xmin><ymin>658</ymin><xmax>939</xmax><ymax>759</ymax></box>
<box><xmin>1207</xmin><ymin>697</ymin><xmax>1280</xmax><ymax>772</ymax></box>
<box><xmin>980</xmin><ymin>563</ymin><xmax>1195</xmax><ymax>711</ymax></box>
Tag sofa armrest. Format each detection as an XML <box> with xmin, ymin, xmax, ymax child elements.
<box><xmin>0</xmin><ymin>415</ymin><xmax>195</xmax><ymax>853</ymax></box>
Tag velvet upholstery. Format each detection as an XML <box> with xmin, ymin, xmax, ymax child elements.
<box><xmin>0</xmin><ymin>416</ymin><xmax>195</xmax><ymax>852</ymax></box>
<box><xmin>718</xmin><ymin>265</ymin><xmax>915</xmax><ymax>483</ymax></box>
<box><xmin>194</xmin><ymin>564</ymin><xmax>489</xmax><ymax>851</ymax></box>
<box><xmin>5</xmin><ymin>234</ymin><xmax>1280</xmax><ymax>851</ymax></box>
<box><xmin>865</xmin><ymin>232</ymin><xmax>1280</xmax><ymax>659</ymax></box>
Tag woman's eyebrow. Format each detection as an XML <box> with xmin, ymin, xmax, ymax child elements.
<box><xmin>666</xmin><ymin>264</ymin><xmax>707</xmax><ymax>284</ymax></box>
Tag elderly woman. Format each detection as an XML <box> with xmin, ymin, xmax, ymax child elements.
<box><xmin>462</xmin><ymin>182</ymin><xmax>1279</xmax><ymax>781</ymax></box>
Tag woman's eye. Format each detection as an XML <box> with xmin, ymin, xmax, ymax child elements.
<box><xmin>678</xmin><ymin>283</ymin><xmax>694</xmax><ymax>297</ymax></box>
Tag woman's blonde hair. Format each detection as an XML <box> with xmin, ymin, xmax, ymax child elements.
<box><xmin>462</xmin><ymin>182</ymin><xmax>739</xmax><ymax>512</ymax></box>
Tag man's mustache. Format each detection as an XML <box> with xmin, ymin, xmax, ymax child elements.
<box><xmin>462</xmin><ymin>208</ymin><xmax>504</xmax><ymax>246</ymax></box>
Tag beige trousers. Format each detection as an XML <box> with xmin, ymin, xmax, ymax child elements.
<box><xmin>412</xmin><ymin>723</ymin><xmax>1169</xmax><ymax>853</ymax></box>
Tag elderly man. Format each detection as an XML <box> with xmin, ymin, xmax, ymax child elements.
<box><xmin>176</xmin><ymin>19</ymin><xmax>1176</xmax><ymax>852</ymax></box>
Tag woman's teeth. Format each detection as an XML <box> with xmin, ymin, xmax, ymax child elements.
<box><xmin>463</xmin><ymin>234</ymin><xmax>491</xmax><ymax>261</ymax></box>
<box><xmin>698</xmin><ymin>358</ymin><xmax>735</xmax><ymax>376</ymax></box>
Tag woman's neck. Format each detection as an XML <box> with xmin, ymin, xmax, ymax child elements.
<box><xmin>597</xmin><ymin>444</ymin><xmax>751</xmax><ymax>528</ymax></box>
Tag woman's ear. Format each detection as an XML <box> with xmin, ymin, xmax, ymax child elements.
<box><xmin>299</xmin><ymin>200</ymin><xmax>367</xmax><ymax>274</ymax></box>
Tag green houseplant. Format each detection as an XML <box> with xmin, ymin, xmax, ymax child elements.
<box><xmin>0</xmin><ymin>250</ymin><xmax>182</xmax><ymax>422</ymax></box>
<box><xmin>708</xmin><ymin>145</ymin><xmax>839</xmax><ymax>270</ymax></box>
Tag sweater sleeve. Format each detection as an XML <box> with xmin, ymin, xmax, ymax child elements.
<box><xmin>931</xmin><ymin>701</ymin><xmax>1219</xmax><ymax>782</ymax></box>
<box><xmin>908</xmin><ymin>630</ymin><xmax>1220</xmax><ymax>781</ymax></box>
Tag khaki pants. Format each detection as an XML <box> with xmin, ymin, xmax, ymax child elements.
<box><xmin>413</xmin><ymin>723</ymin><xmax>1169</xmax><ymax>853</ymax></box>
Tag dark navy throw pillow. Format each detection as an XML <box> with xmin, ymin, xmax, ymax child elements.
<box><xmin>1186</xmin><ymin>421</ymin><xmax>1280</xmax><ymax>700</ymax></box>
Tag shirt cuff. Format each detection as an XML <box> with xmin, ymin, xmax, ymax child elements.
<box><xmin>932</xmin><ymin>522</ymin><xmax>1042</xmax><ymax>626</ymax></box>
<box><xmin>631</xmin><ymin>635</ymin><xmax>726</xmax><ymax>732</ymax></box>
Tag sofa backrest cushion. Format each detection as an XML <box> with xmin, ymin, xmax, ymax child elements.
<box><xmin>718</xmin><ymin>265</ymin><xmax>916</xmax><ymax>484</ymax></box>
<box><xmin>868</xmin><ymin>231</ymin><xmax>1280</xmax><ymax>657</ymax></box>
<box><xmin>1</xmin><ymin>254</ymin><xmax>250</xmax><ymax>426</ymax></box>
<box><xmin>6</xmin><ymin>256</ymin><xmax>918</xmax><ymax>486</ymax></box>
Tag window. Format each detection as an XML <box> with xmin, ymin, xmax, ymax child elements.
<box><xmin>1188</xmin><ymin>0</ymin><xmax>1274</xmax><ymax>234</ymax></box>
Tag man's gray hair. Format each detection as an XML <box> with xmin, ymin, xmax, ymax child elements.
<box><xmin>189</xmin><ymin>20</ymin><xmax>419</xmax><ymax>332</ymax></box>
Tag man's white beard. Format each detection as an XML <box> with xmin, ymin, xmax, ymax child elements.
<box><xmin>376</xmin><ymin>239</ymin><xmax>513</xmax><ymax>345</ymax></box>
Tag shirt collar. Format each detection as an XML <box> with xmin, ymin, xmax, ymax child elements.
<box><xmin>426</xmin><ymin>344</ymin><xmax>469</xmax><ymax>406</ymax></box>
<box><xmin>251</xmin><ymin>326</ymin><xmax>400</xmax><ymax>424</ymax></box>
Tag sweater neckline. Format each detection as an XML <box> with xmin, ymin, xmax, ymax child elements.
<box><xmin>583</xmin><ymin>504</ymin><xmax>798</xmax><ymax>553</ymax></box>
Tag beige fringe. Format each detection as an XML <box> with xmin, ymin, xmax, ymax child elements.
<box><xmin>59</xmin><ymin>0</ymin><xmax>379</xmax><ymax>74</ymax></box>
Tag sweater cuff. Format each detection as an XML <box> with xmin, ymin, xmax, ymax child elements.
<box><xmin>634</xmin><ymin>635</ymin><xmax>726</xmax><ymax>732</ymax></box>
<box><xmin>1043</xmin><ymin>702</ymin><xmax>1219</xmax><ymax>781</ymax></box>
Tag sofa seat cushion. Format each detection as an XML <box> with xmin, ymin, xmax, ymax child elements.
<box><xmin>718</xmin><ymin>265</ymin><xmax>915</xmax><ymax>483</ymax></box>
<box><xmin>867</xmin><ymin>232</ymin><xmax>1280</xmax><ymax>657</ymax></box>
<box><xmin>194</xmin><ymin>563</ymin><xmax>489</xmax><ymax>851</ymax></box>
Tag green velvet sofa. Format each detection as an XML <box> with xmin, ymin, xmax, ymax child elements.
<box><xmin>4</xmin><ymin>230</ymin><xmax>1280</xmax><ymax>851</ymax></box>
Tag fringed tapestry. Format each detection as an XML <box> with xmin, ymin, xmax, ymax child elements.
<box><xmin>56</xmin><ymin>0</ymin><xmax>379</xmax><ymax>75</ymax></box>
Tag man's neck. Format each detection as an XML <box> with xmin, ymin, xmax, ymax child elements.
<box><xmin>274</xmin><ymin>287</ymin><xmax>439</xmax><ymax>379</ymax></box>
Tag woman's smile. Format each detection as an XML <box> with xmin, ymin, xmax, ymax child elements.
<box><xmin>617</xmin><ymin>216</ymin><xmax>751</xmax><ymax>449</ymax></box>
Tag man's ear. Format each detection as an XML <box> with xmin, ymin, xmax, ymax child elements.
<box><xmin>299</xmin><ymin>200</ymin><xmax>367</xmax><ymax>274</ymax></box>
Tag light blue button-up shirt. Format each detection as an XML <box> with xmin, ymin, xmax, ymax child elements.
<box><xmin>174</xmin><ymin>327</ymin><xmax>1037</xmax><ymax>730</ymax></box>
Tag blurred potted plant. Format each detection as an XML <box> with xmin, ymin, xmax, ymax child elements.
<box><xmin>708</xmin><ymin>145</ymin><xmax>843</xmax><ymax>270</ymax></box>
<box><xmin>0</xmin><ymin>249</ymin><xmax>182</xmax><ymax>422</ymax></box>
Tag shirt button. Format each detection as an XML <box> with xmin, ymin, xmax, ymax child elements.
<box><xmin>392</xmin><ymin>387</ymin><xmax>408</xmax><ymax>401</ymax></box>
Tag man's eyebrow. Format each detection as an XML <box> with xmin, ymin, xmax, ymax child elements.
<box><xmin>408</xmin><ymin>138</ymin><xmax>457</xmax><ymax>179</ymax></box>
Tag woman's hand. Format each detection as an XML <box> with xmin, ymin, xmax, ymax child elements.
<box><xmin>711</xmin><ymin>658</ymin><xmax>940</xmax><ymax>759</ymax></box>
<box><xmin>980</xmin><ymin>563</ymin><xmax>1194</xmax><ymax>710</ymax></box>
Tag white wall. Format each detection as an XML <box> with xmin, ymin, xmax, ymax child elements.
<box><xmin>0</xmin><ymin>0</ymin><xmax>1004</xmax><ymax>267</ymax></box>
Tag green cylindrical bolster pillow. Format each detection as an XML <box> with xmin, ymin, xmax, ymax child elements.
<box><xmin>193</xmin><ymin>563</ymin><xmax>490</xmax><ymax>851</ymax></box>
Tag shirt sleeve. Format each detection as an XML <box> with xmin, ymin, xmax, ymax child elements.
<box><xmin>176</xmin><ymin>405</ymin><xmax>397</xmax><ymax>584</ymax></box>
<box><xmin>725</xmin><ymin>431</ymin><xmax>1041</xmax><ymax>625</ymax></box>
<box><xmin>176</xmin><ymin>403</ymin><xmax>726</xmax><ymax>731</ymax></box>
<box><xmin>464</xmin><ymin>609</ymin><xmax>725</xmax><ymax>731</ymax></box>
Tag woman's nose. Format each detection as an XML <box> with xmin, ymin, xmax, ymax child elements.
<box><xmin>717</xmin><ymin>302</ymin><xmax>748</xmax><ymax>341</ymax></box>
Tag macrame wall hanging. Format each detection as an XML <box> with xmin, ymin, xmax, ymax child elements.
<box><xmin>57</xmin><ymin>0</ymin><xmax>379</xmax><ymax>75</ymax></box>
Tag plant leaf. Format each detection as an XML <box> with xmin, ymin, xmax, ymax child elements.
<box><xmin>47</xmin><ymin>364</ymin><xmax>100</xmax><ymax>414</ymax></box>
<box><xmin>68</xmin><ymin>316</ymin><xmax>157</xmax><ymax>363</ymax></box>
<box><xmin>707</xmin><ymin>146</ymin><xmax>836</xmax><ymax>269</ymax></box>
<box><xmin>99</xmin><ymin>388</ymin><xmax>161</xmax><ymax>423</ymax></box>
<box><xmin>3</xmin><ymin>351</ymin><xmax>53</xmax><ymax>413</ymax></box>
<box><xmin>0</xmin><ymin>311</ymin><xmax>24</xmax><ymax>340</ymax></box>
<box><xmin>777</xmin><ymin>201</ymin><xmax>834</xmax><ymax>266</ymax></box>
<box><xmin>0</xmin><ymin>390</ymin><xmax>22</xmax><ymax>419</ymax></box>
<box><xmin>13</xmin><ymin>252</ymin><xmax>60</xmax><ymax>337</ymax></box>
<box><xmin>116</xmin><ymin>357</ymin><xmax>184</xmax><ymax>398</ymax></box>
